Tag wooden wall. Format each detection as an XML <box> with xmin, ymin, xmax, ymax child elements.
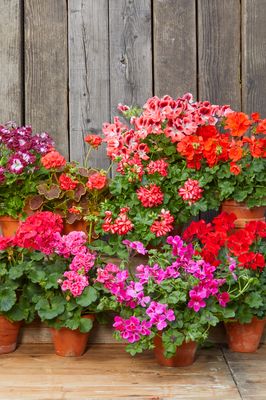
<box><xmin>1</xmin><ymin>0</ymin><xmax>266</xmax><ymax>169</ymax></box>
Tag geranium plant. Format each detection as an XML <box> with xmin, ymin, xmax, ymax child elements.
<box><xmin>183</xmin><ymin>213</ymin><xmax>266</xmax><ymax>323</ymax></box>
<box><xmin>0</xmin><ymin>236</ymin><xmax>35</xmax><ymax>323</ymax></box>
<box><xmin>92</xmin><ymin>95</ymin><xmax>266</xmax><ymax>257</ymax></box>
<box><xmin>0</xmin><ymin>122</ymin><xmax>54</xmax><ymax>218</ymax></box>
<box><xmin>178</xmin><ymin>111</ymin><xmax>266</xmax><ymax>207</ymax></box>
<box><xmin>96</xmin><ymin>236</ymin><xmax>232</xmax><ymax>358</ymax></box>
<box><xmin>27</xmin><ymin>136</ymin><xmax>109</xmax><ymax>241</ymax></box>
<box><xmin>14</xmin><ymin>211</ymin><xmax>110</xmax><ymax>332</ymax></box>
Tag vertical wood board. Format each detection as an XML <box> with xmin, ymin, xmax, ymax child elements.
<box><xmin>0</xmin><ymin>0</ymin><xmax>22</xmax><ymax>124</ymax></box>
<box><xmin>68</xmin><ymin>0</ymin><xmax>110</xmax><ymax>169</ymax></box>
<box><xmin>198</xmin><ymin>0</ymin><xmax>241</xmax><ymax>109</ymax></box>
<box><xmin>242</xmin><ymin>0</ymin><xmax>266</xmax><ymax>117</ymax></box>
<box><xmin>153</xmin><ymin>0</ymin><xmax>197</xmax><ymax>98</ymax></box>
<box><xmin>24</xmin><ymin>0</ymin><xmax>69</xmax><ymax>158</ymax></box>
<box><xmin>109</xmin><ymin>0</ymin><xmax>153</xmax><ymax>116</ymax></box>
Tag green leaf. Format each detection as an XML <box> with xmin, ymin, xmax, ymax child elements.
<box><xmin>28</xmin><ymin>269</ymin><xmax>46</xmax><ymax>283</ymax></box>
<box><xmin>9</xmin><ymin>265</ymin><xmax>24</xmax><ymax>279</ymax></box>
<box><xmin>65</xmin><ymin>318</ymin><xmax>80</xmax><ymax>330</ymax></box>
<box><xmin>76</xmin><ymin>286</ymin><xmax>98</xmax><ymax>307</ymax></box>
<box><xmin>0</xmin><ymin>288</ymin><xmax>16</xmax><ymax>312</ymax></box>
<box><xmin>245</xmin><ymin>292</ymin><xmax>263</xmax><ymax>309</ymax></box>
<box><xmin>79</xmin><ymin>317</ymin><xmax>93</xmax><ymax>333</ymax></box>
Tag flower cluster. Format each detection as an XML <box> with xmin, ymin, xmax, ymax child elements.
<box><xmin>93</xmin><ymin>96</ymin><xmax>266</xmax><ymax>257</ymax></box>
<box><xmin>183</xmin><ymin>213</ymin><xmax>266</xmax><ymax>323</ymax></box>
<box><xmin>102</xmin><ymin>209</ymin><xmax>134</xmax><ymax>235</ymax></box>
<box><xmin>178</xmin><ymin>179</ymin><xmax>203</xmax><ymax>205</ymax></box>
<box><xmin>14</xmin><ymin>211</ymin><xmax>63</xmax><ymax>254</ymax></box>
<box><xmin>98</xmin><ymin>236</ymin><xmax>230</xmax><ymax>355</ymax></box>
<box><xmin>183</xmin><ymin>212</ymin><xmax>266</xmax><ymax>270</ymax></box>
<box><xmin>0</xmin><ymin>123</ymin><xmax>54</xmax><ymax>177</ymax></box>
<box><xmin>41</xmin><ymin>150</ymin><xmax>66</xmax><ymax>169</ymax></box>
<box><xmin>0</xmin><ymin>123</ymin><xmax>55</xmax><ymax>217</ymax></box>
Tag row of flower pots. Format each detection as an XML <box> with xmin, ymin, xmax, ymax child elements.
<box><xmin>1</xmin><ymin>314</ymin><xmax>265</xmax><ymax>365</ymax></box>
<box><xmin>0</xmin><ymin>94</ymin><xmax>265</xmax><ymax>367</ymax></box>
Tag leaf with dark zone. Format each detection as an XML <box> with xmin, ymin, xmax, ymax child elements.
<box><xmin>74</xmin><ymin>184</ymin><xmax>86</xmax><ymax>202</ymax></box>
<box><xmin>77</xmin><ymin>167</ymin><xmax>90</xmax><ymax>177</ymax></box>
<box><xmin>29</xmin><ymin>195</ymin><xmax>44</xmax><ymax>210</ymax></box>
<box><xmin>37</xmin><ymin>183</ymin><xmax>49</xmax><ymax>195</ymax></box>
<box><xmin>44</xmin><ymin>184</ymin><xmax>61</xmax><ymax>200</ymax></box>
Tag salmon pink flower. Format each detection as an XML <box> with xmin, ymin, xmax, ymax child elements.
<box><xmin>86</xmin><ymin>173</ymin><xmax>107</xmax><ymax>190</ymax></box>
<box><xmin>84</xmin><ymin>134</ymin><xmax>102</xmax><ymax>148</ymax></box>
<box><xmin>41</xmin><ymin>150</ymin><xmax>66</xmax><ymax>169</ymax></box>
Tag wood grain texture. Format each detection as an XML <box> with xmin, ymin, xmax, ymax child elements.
<box><xmin>153</xmin><ymin>0</ymin><xmax>197</xmax><ymax>98</ymax></box>
<box><xmin>68</xmin><ymin>0</ymin><xmax>110</xmax><ymax>169</ymax></box>
<box><xmin>0</xmin><ymin>0</ymin><xmax>22</xmax><ymax>124</ymax></box>
<box><xmin>223</xmin><ymin>345</ymin><xmax>266</xmax><ymax>400</ymax></box>
<box><xmin>198</xmin><ymin>0</ymin><xmax>241</xmax><ymax>109</ymax></box>
<box><xmin>24</xmin><ymin>0</ymin><xmax>68</xmax><ymax>158</ymax></box>
<box><xmin>109</xmin><ymin>0</ymin><xmax>153</xmax><ymax>116</ymax></box>
<box><xmin>0</xmin><ymin>344</ymin><xmax>245</xmax><ymax>399</ymax></box>
<box><xmin>242</xmin><ymin>0</ymin><xmax>266</xmax><ymax>117</ymax></box>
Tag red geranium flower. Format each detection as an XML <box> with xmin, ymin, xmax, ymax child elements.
<box><xmin>178</xmin><ymin>179</ymin><xmax>203</xmax><ymax>205</ymax></box>
<box><xmin>59</xmin><ymin>173</ymin><xmax>78</xmax><ymax>190</ymax></box>
<box><xmin>224</xmin><ymin>112</ymin><xmax>252</xmax><ymax>137</ymax></box>
<box><xmin>137</xmin><ymin>184</ymin><xmax>164</xmax><ymax>208</ymax></box>
<box><xmin>229</xmin><ymin>162</ymin><xmax>241</xmax><ymax>175</ymax></box>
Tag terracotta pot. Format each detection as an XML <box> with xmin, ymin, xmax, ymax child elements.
<box><xmin>0</xmin><ymin>216</ymin><xmax>20</xmax><ymax>237</ymax></box>
<box><xmin>50</xmin><ymin>315</ymin><xmax>94</xmax><ymax>357</ymax></box>
<box><xmin>221</xmin><ymin>200</ymin><xmax>265</xmax><ymax>229</ymax></box>
<box><xmin>154</xmin><ymin>335</ymin><xmax>197</xmax><ymax>367</ymax></box>
<box><xmin>63</xmin><ymin>219</ymin><xmax>88</xmax><ymax>235</ymax></box>
<box><xmin>0</xmin><ymin>316</ymin><xmax>21</xmax><ymax>354</ymax></box>
<box><xmin>225</xmin><ymin>317</ymin><xmax>266</xmax><ymax>353</ymax></box>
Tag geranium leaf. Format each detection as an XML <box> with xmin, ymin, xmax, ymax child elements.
<box><xmin>76</xmin><ymin>286</ymin><xmax>98</xmax><ymax>307</ymax></box>
<box><xmin>44</xmin><ymin>184</ymin><xmax>61</xmax><ymax>200</ymax></box>
<box><xmin>79</xmin><ymin>317</ymin><xmax>93</xmax><ymax>333</ymax></box>
<box><xmin>29</xmin><ymin>195</ymin><xmax>44</xmax><ymax>210</ymax></box>
<box><xmin>37</xmin><ymin>183</ymin><xmax>49</xmax><ymax>195</ymax></box>
<box><xmin>74</xmin><ymin>184</ymin><xmax>86</xmax><ymax>202</ymax></box>
<box><xmin>0</xmin><ymin>288</ymin><xmax>16</xmax><ymax>312</ymax></box>
<box><xmin>78</xmin><ymin>167</ymin><xmax>90</xmax><ymax>177</ymax></box>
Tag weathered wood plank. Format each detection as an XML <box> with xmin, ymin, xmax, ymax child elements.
<box><xmin>0</xmin><ymin>0</ymin><xmax>22</xmax><ymax>124</ymax></box>
<box><xmin>223</xmin><ymin>345</ymin><xmax>266</xmax><ymax>400</ymax></box>
<box><xmin>242</xmin><ymin>0</ymin><xmax>266</xmax><ymax>116</ymax></box>
<box><xmin>0</xmin><ymin>344</ymin><xmax>243</xmax><ymax>400</ymax></box>
<box><xmin>109</xmin><ymin>0</ymin><xmax>153</xmax><ymax>115</ymax></box>
<box><xmin>198</xmin><ymin>0</ymin><xmax>241</xmax><ymax>109</ymax></box>
<box><xmin>153</xmin><ymin>0</ymin><xmax>197</xmax><ymax>98</ymax></box>
<box><xmin>24</xmin><ymin>0</ymin><xmax>68</xmax><ymax>158</ymax></box>
<box><xmin>68</xmin><ymin>0</ymin><xmax>110</xmax><ymax>169</ymax></box>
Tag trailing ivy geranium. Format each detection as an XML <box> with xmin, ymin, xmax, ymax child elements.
<box><xmin>96</xmin><ymin>236</ymin><xmax>233</xmax><ymax>358</ymax></box>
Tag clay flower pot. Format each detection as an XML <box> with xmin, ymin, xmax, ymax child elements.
<box><xmin>0</xmin><ymin>316</ymin><xmax>21</xmax><ymax>354</ymax></box>
<box><xmin>62</xmin><ymin>219</ymin><xmax>88</xmax><ymax>235</ymax></box>
<box><xmin>0</xmin><ymin>216</ymin><xmax>19</xmax><ymax>237</ymax></box>
<box><xmin>154</xmin><ymin>335</ymin><xmax>197</xmax><ymax>367</ymax></box>
<box><xmin>225</xmin><ymin>317</ymin><xmax>266</xmax><ymax>353</ymax></box>
<box><xmin>50</xmin><ymin>315</ymin><xmax>94</xmax><ymax>357</ymax></box>
<box><xmin>221</xmin><ymin>200</ymin><xmax>265</xmax><ymax>229</ymax></box>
